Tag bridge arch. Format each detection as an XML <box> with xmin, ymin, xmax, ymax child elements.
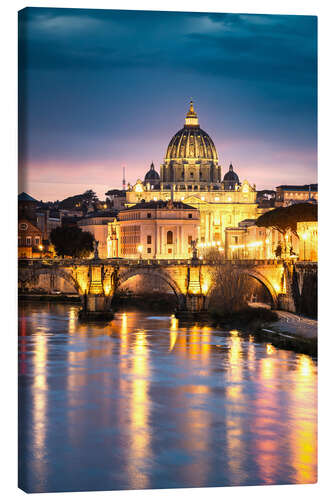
<box><xmin>116</xmin><ymin>267</ymin><xmax>183</xmax><ymax>303</ymax></box>
<box><xmin>206</xmin><ymin>267</ymin><xmax>278</xmax><ymax>308</ymax></box>
<box><xmin>19</xmin><ymin>267</ymin><xmax>82</xmax><ymax>294</ymax></box>
<box><xmin>244</xmin><ymin>270</ymin><xmax>278</xmax><ymax>307</ymax></box>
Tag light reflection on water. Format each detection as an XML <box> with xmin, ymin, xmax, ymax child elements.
<box><xmin>18</xmin><ymin>303</ymin><xmax>317</xmax><ymax>493</ymax></box>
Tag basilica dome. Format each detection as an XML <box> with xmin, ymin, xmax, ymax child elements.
<box><xmin>165</xmin><ymin>101</ymin><xmax>218</xmax><ymax>162</ymax></box>
<box><xmin>161</xmin><ymin>101</ymin><xmax>221</xmax><ymax>185</ymax></box>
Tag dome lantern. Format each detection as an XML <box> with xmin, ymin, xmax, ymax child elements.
<box><xmin>185</xmin><ymin>100</ymin><xmax>199</xmax><ymax>127</ymax></box>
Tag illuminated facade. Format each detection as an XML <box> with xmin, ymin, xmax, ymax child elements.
<box><xmin>78</xmin><ymin>210</ymin><xmax>118</xmax><ymax>259</ymax></box>
<box><xmin>275</xmin><ymin>184</ymin><xmax>318</xmax><ymax>207</ymax></box>
<box><xmin>297</xmin><ymin>221</ymin><xmax>318</xmax><ymax>261</ymax></box>
<box><xmin>223</xmin><ymin>220</ymin><xmax>310</xmax><ymax>261</ymax></box>
<box><xmin>107</xmin><ymin>200</ymin><xmax>200</xmax><ymax>259</ymax></box>
<box><xmin>126</xmin><ymin>102</ymin><xmax>258</xmax><ymax>250</ymax></box>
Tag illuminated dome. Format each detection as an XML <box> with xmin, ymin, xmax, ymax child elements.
<box><xmin>161</xmin><ymin>101</ymin><xmax>221</xmax><ymax>185</ymax></box>
<box><xmin>165</xmin><ymin>101</ymin><xmax>218</xmax><ymax>161</ymax></box>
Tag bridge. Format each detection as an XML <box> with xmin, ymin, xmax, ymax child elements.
<box><xmin>18</xmin><ymin>256</ymin><xmax>316</xmax><ymax>317</ymax></box>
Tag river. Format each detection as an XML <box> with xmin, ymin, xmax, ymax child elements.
<box><xmin>18</xmin><ymin>302</ymin><xmax>317</xmax><ymax>493</ymax></box>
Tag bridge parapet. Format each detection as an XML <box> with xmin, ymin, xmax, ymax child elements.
<box><xmin>19</xmin><ymin>257</ymin><xmax>282</xmax><ymax>268</ymax></box>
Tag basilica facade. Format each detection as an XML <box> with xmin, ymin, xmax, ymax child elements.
<box><xmin>124</xmin><ymin>101</ymin><xmax>258</xmax><ymax>253</ymax></box>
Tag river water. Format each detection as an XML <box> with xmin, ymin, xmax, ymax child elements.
<box><xmin>18</xmin><ymin>302</ymin><xmax>317</xmax><ymax>493</ymax></box>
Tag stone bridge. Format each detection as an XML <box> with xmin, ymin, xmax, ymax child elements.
<box><xmin>18</xmin><ymin>258</ymin><xmax>316</xmax><ymax>317</ymax></box>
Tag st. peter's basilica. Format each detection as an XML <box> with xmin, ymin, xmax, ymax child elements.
<box><xmin>118</xmin><ymin>101</ymin><xmax>258</xmax><ymax>257</ymax></box>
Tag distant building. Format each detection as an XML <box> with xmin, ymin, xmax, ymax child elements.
<box><xmin>78</xmin><ymin>210</ymin><xmax>118</xmax><ymax>259</ymax></box>
<box><xmin>36</xmin><ymin>209</ymin><xmax>62</xmax><ymax>240</ymax></box>
<box><xmin>105</xmin><ymin>189</ymin><xmax>127</xmax><ymax>210</ymax></box>
<box><xmin>18</xmin><ymin>219</ymin><xmax>43</xmax><ymax>258</ymax></box>
<box><xmin>108</xmin><ymin>200</ymin><xmax>200</xmax><ymax>259</ymax></box>
<box><xmin>275</xmin><ymin>184</ymin><xmax>318</xmax><ymax>207</ymax></box>
<box><xmin>223</xmin><ymin>219</ymin><xmax>300</xmax><ymax>261</ymax></box>
<box><xmin>18</xmin><ymin>192</ymin><xmax>39</xmax><ymax>223</ymax></box>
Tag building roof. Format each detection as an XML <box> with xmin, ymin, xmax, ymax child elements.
<box><xmin>238</xmin><ymin>219</ymin><xmax>257</xmax><ymax>227</ymax></box>
<box><xmin>80</xmin><ymin>210</ymin><xmax>118</xmax><ymax>220</ymax></box>
<box><xmin>276</xmin><ymin>184</ymin><xmax>318</xmax><ymax>191</ymax></box>
<box><xmin>18</xmin><ymin>192</ymin><xmax>38</xmax><ymax>202</ymax></box>
<box><xmin>122</xmin><ymin>200</ymin><xmax>197</xmax><ymax>211</ymax></box>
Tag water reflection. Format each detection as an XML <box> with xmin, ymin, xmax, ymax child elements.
<box><xmin>18</xmin><ymin>303</ymin><xmax>317</xmax><ymax>493</ymax></box>
<box><xmin>127</xmin><ymin>329</ymin><xmax>151</xmax><ymax>489</ymax></box>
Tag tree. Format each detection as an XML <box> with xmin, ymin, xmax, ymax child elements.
<box><xmin>59</xmin><ymin>190</ymin><xmax>99</xmax><ymax>211</ymax></box>
<box><xmin>50</xmin><ymin>226</ymin><xmax>94</xmax><ymax>258</ymax></box>
<box><xmin>82</xmin><ymin>190</ymin><xmax>98</xmax><ymax>203</ymax></box>
<box><xmin>202</xmin><ymin>247</ymin><xmax>225</xmax><ymax>264</ymax></box>
<box><xmin>256</xmin><ymin>203</ymin><xmax>317</xmax><ymax>257</ymax></box>
<box><xmin>256</xmin><ymin>203</ymin><xmax>317</xmax><ymax>235</ymax></box>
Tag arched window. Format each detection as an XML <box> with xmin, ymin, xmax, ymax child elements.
<box><xmin>167</xmin><ymin>231</ymin><xmax>173</xmax><ymax>244</ymax></box>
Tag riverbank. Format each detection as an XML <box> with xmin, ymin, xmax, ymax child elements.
<box><xmin>255</xmin><ymin>310</ymin><xmax>317</xmax><ymax>356</ymax></box>
<box><xmin>18</xmin><ymin>294</ymin><xmax>81</xmax><ymax>303</ymax></box>
<box><xmin>182</xmin><ymin>305</ymin><xmax>317</xmax><ymax>356</ymax></box>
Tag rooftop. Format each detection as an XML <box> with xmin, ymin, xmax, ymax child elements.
<box><xmin>122</xmin><ymin>200</ymin><xmax>197</xmax><ymax>211</ymax></box>
<box><xmin>18</xmin><ymin>192</ymin><xmax>38</xmax><ymax>202</ymax></box>
<box><xmin>80</xmin><ymin>210</ymin><xmax>118</xmax><ymax>219</ymax></box>
<box><xmin>276</xmin><ymin>184</ymin><xmax>318</xmax><ymax>191</ymax></box>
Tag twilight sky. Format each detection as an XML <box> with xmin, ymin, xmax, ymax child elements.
<box><xmin>18</xmin><ymin>8</ymin><xmax>317</xmax><ymax>202</ymax></box>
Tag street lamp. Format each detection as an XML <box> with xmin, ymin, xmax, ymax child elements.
<box><xmin>137</xmin><ymin>244</ymin><xmax>143</xmax><ymax>260</ymax></box>
<box><xmin>301</xmin><ymin>233</ymin><xmax>308</xmax><ymax>261</ymax></box>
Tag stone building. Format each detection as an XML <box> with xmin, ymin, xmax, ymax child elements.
<box><xmin>18</xmin><ymin>192</ymin><xmax>39</xmax><ymax>222</ymax></box>
<box><xmin>78</xmin><ymin>210</ymin><xmax>118</xmax><ymax>259</ymax></box>
<box><xmin>18</xmin><ymin>219</ymin><xmax>43</xmax><ymax>258</ymax></box>
<box><xmin>107</xmin><ymin>200</ymin><xmax>200</xmax><ymax>259</ymax></box>
<box><xmin>105</xmin><ymin>189</ymin><xmax>127</xmax><ymax>211</ymax></box>
<box><xmin>126</xmin><ymin>102</ymin><xmax>257</xmax><ymax>249</ymax></box>
<box><xmin>223</xmin><ymin>220</ymin><xmax>301</xmax><ymax>261</ymax></box>
<box><xmin>275</xmin><ymin>184</ymin><xmax>318</xmax><ymax>207</ymax></box>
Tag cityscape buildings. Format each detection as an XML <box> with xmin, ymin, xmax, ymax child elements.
<box><xmin>18</xmin><ymin>102</ymin><xmax>318</xmax><ymax>263</ymax></box>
